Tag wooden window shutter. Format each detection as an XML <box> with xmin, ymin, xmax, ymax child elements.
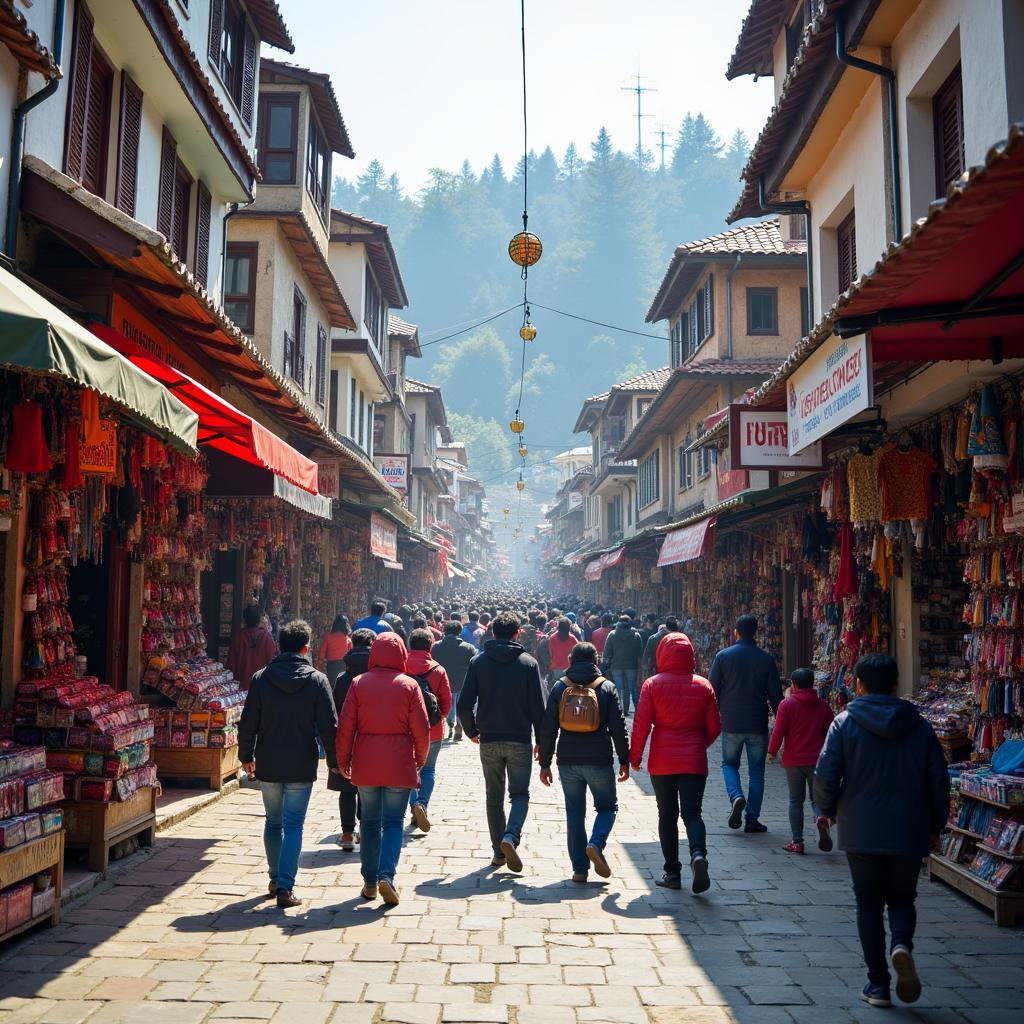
<box><xmin>837</xmin><ymin>211</ymin><xmax>857</xmax><ymax>293</ymax></box>
<box><xmin>157</xmin><ymin>129</ymin><xmax>176</xmax><ymax>237</ymax></box>
<box><xmin>241</xmin><ymin>21</ymin><xmax>257</xmax><ymax>127</ymax></box>
<box><xmin>316</xmin><ymin>324</ymin><xmax>328</xmax><ymax>405</ymax></box>
<box><xmin>81</xmin><ymin>48</ymin><xmax>112</xmax><ymax>195</ymax></box>
<box><xmin>194</xmin><ymin>181</ymin><xmax>212</xmax><ymax>287</ymax></box>
<box><xmin>64</xmin><ymin>1</ymin><xmax>95</xmax><ymax>181</ymax></box>
<box><xmin>171</xmin><ymin>162</ymin><xmax>191</xmax><ymax>256</ymax></box>
<box><xmin>283</xmin><ymin>331</ymin><xmax>295</xmax><ymax>380</ymax></box>
<box><xmin>115</xmin><ymin>74</ymin><xmax>143</xmax><ymax>215</ymax></box>
<box><xmin>208</xmin><ymin>0</ymin><xmax>223</xmax><ymax>65</ymax></box>
<box><xmin>704</xmin><ymin>274</ymin><xmax>714</xmax><ymax>337</ymax></box>
<box><xmin>933</xmin><ymin>66</ymin><xmax>965</xmax><ymax>195</ymax></box>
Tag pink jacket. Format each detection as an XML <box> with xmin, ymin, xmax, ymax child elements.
<box><xmin>768</xmin><ymin>688</ymin><xmax>834</xmax><ymax>767</ymax></box>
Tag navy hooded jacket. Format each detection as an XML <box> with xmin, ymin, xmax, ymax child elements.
<box><xmin>813</xmin><ymin>694</ymin><xmax>950</xmax><ymax>857</ymax></box>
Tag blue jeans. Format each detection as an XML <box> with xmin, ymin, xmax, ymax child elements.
<box><xmin>558</xmin><ymin>763</ymin><xmax>618</xmax><ymax>873</ymax></box>
<box><xmin>721</xmin><ymin>732</ymin><xmax>768</xmax><ymax>822</ymax></box>
<box><xmin>410</xmin><ymin>740</ymin><xmax>443</xmax><ymax>809</ymax></box>
<box><xmin>611</xmin><ymin>669</ymin><xmax>638</xmax><ymax>714</ymax></box>
<box><xmin>358</xmin><ymin>786</ymin><xmax>411</xmax><ymax>884</ymax></box>
<box><xmin>261</xmin><ymin>781</ymin><xmax>314</xmax><ymax>892</ymax></box>
<box><xmin>447</xmin><ymin>698</ymin><xmax>459</xmax><ymax>727</ymax></box>
<box><xmin>479</xmin><ymin>741</ymin><xmax>533</xmax><ymax>854</ymax></box>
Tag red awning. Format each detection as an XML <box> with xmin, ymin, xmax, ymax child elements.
<box><xmin>91</xmin><ymin>324</ymin><xmax>319</xmax><ymax>494</ymax></box>
<box><xmin>584</xmin><ymin>559</ymin><xmax>603</xmax><ymax>582</ymax></box>
<box><xmin>657</xmin><ymin>516</ymin><xmax>716</xmax><ymax>568</ymax></box>
<box><xmin>600</xmin><ymin>547</ymin><xmax>625</xmax><ymax>569</ymax></box>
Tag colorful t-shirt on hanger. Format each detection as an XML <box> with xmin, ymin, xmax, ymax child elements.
<box><xmin>878</xmin><ymin>446</ymin><xmax>937</xmax><ymax>521</ymax></box>
<box><xmin>847</xmin><ymin>448</ymin><xmax>884</xmax><ymax>523</ymax></box>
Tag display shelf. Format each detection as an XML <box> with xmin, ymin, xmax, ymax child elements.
<box><xmin>61</xmin><ymin>787</ymin><xmax>157</xmax><ymax>875</ymax></box>
<box><xmin>929</xmin><ymin>854</ymin><xmax>1024</xmax><ymax>927</ymax></box>
<box><xmin>948</xmin><ymin>824</ymin><xmax>984</xmax><ymax>841</ymax></box>
<box><xmin>153</xmin><ymin>745</ymin><xmax>240</xmax><ymax>792</ymax></box>
<box><xmin>960</xmin><ymin>791</ymin><xmax>1014</xmax><ymax>812</ymax></box>
<box><xmin>0</xmin><ymin>832</ymin><xmax>63</xmax><ymax>941</ymax></box>
<box><xmin>979</xmin><ymin>843</ymin><xmax>1024</xmax><ymax>863</ymax></box>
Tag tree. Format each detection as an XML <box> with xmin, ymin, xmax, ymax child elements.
<box><xmin>726</xmin><ymin>128</ymin><xmax>750</xmax><ymax>171</ymax></box>
<box><xmin>561</xmin><ymin>143</ymin><xmax>584</xmax><ymax>180</ymax></box>
<box><xmin>356</xmin><ymin>159</ymin><xmax>387</xmax><ymax>194</ymax></box>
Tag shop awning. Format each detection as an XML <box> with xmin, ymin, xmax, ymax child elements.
<box><xmin>381</xmin><ymin>559</ymin><xmax>403</xmax><ymax>571</ymax></box>
<box><xmin>600</xmin><ymin>547</ymin><xmax>625</xmax><ymax>569</ymax></box>
<box><xmin>584</xmin><ymin>559</ymin><xmax>603</xmax><ymax>582</ymax></box>
<box><xmin>657</xmin><ymin>516</ymin><xmax>717</xmax><ymax>568</ymax></box>
<box><xmin>0</xmin><ymin>266</ymin><xmax>198</xmax><ymax>452</ymax></box>
<box><xmin>91</xmin><ymin>323</ymin><xmax>319</xmax><ymax>494</ymax></box>
<box><xmin>204</xmin><ymin>450</ymin><xmax>331</xmax><ymax>519</ymax></box>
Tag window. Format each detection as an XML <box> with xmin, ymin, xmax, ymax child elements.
<box><xmin>684</xmin><ymin>275</ymin><xmax>714</xmax><ymax>358</ymax></box>
<box><xmin>329</xmin><ymin>369</ymin><xmax>339</xmax><ymax>431</ymax></box>
<box><xmin>157</xmin><ymin>129</ymin><xmax>192</xmax><ymax>257</ymax></box>
<box><xmin>224</xmin><ymin>243</ymin><xmax>257</xmax><ymax>333</ymax></box>
<box><xmin>678</xmin><ymin>440</ymin><xmax>694</xmax><ymax>491</ymax></box>
<box><xmin>746</xmin><ymin>287</ymin><xmax>778</xmax><ymax>335</ymax></box>
<box><xmin>638</xmin><ymin>451</ymin><xmax>660</xmax><ymax>509</ymax></box>
<box><xmin>670</xmin><ymin>317</ymin><xmax>684</xmax><ymax>367</ymax></box>
<box><xmin>933</xmin><ymin>65</ymin><xmax>964</xmax><ymax>196</ymax></box>
<box><xmin>696</xmin><ymin>424</ymin><xmax>712</xmax><ymax>478</ymax></box>
<box><xmin>193</xmin><ymin>181</ymin><xmax>212</xmax><ymax>288</ymax></box>
<box><xmin>365</xmin><ymin>266</ymin><xmax>384</xmax><ymax>349</ymax></box>
<box><xmin>789</xmin><ymin>213</ymin><xmax>807</xmax><ymax>240</ymax></box>
<box><xmin>64</xmin><ymin>2</ymin><xmax>113</xmax><ymax>198</ymax></box>
<box><xmin>114</xmin><ymin>73</ymin><xmax>143</xmax><ymax>215</ymax></box>
<box><xmin>350</xmin><ymin>379</ymin><xmax>357</xmax><ymax>437</ymax></box>
<box><xmin>306</xmin><ymin>112</ymin><xmax>331</xmax><ymax>219</ymax></box>
<box><xmin>257</xmin><ymin>94</ymin><xmax>299</xmax><ymax>184</ymax></box>
<box><xmin>637</xmin><ymin>397</ymin><xmax>653</xmax><ymax>419</ymax></box>
<box><xmin>800</xmin><ymin>286</ymin><xmax>809</xmax><ymax>338</ymax></box>
<box><xmin>287</xmin><ymin>287</ymin><xmax>307</xmax><ymax>384</ymax></box>
<box><xmin>209</xmin><ymin>0</ymin><xmax>256</xmax><ymax>125</ymax></box>
<box><xmin>359</xmin><ymin>391</ymin><xmax>366</xmax><ymax>448</ymax></box>
<box><xmin>315</xmin><ymin>323</ymin><xmax>328</xmax><ymax>406</ymax></box>
<box><xmin>837</xmin><ymin>210</ymin><xmax>857</xmax><ymax>293</ymax></box>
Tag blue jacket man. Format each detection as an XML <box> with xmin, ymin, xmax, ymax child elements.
<box><xmin>813</xmin><ymin>653</ymin><xmax>950</xmax><ymax>1009</ymax></box>
<box><xmin>353</xmin><ymin>600</ymin><xmax>392</xmax><ymax>635</ymax></box>
<box><xmin>708</xmin><ymin>614</ymin><xmax>783</xmax><ymax>832</ymax></box>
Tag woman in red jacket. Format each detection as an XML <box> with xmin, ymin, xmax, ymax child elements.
<box><xmin>630</xmin><ymin>633</ymin><xmax>722</xmax><ymax>894</ymax></box>
<box><xmin>336</xmin><ymin>632</ymin><xmax>430</xmax><ymax>905</ymax></box>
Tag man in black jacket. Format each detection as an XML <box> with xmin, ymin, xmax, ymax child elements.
<box><xmin>457</xmin><ymin>611</ymin><xmax>545</xmax><ymax>872</ymax></box>
<box><xmin>641</xmin><ymin>616</ymin><xmax>681</xmax><ymax>679</ymax></box>
<box><xmin>329</xmin><ymin>628</ymin><xmax>375</xmax><ymax>849</ymax></box>
<box><xmin>538</xmin><ymin>643</ymin><xmax>629</xmax><ymax>883</ymax></box>
<box><xmin>432</xmin><ymin>621</ymin><xmax>477</xmax><ymax>740</ymax></box>
<box><xmin>814</xmin><ymin>654</ymin><xmax>950</xmax><ymax>1010</ymax></box>
<box><xmin>238</xmin><ymin>619</ymin><xmax>338</xmax><ymax>909</ymax></box>
<box><xmin>708</xmin><ymin>614</ymin><xmax>783</xmax><ymax>833</ymax></box>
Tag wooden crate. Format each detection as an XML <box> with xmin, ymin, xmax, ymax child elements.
<box><xmin>153</xmin><ymin>745</ymin><xmax>241</xmax><ymax>792</ymax></box>
<box><xmin>0</xmin><ymin>831</ymin><xmax>63</xmax><ymax>941</ymax></box>
<box><xmin>61</xmin><ymin>787</ymin><xmax>157</xmax><ymax>875</ymax></box>
<box><xmin>929</xmin><ymin>854</ymin><xmax>1024</xmax><ymax>926</ymax></box>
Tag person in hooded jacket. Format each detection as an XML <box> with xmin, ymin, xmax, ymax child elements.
<box><xmin>641</xmin><ymin>617</ymin><xmax>682</xmax><ymax>680</ymax></box>
<box><xmin>813</xmin><ymin>654</ymin><xmax>950</xmax><ymax>1010</ymax></box>
<box><xmin>537</xmin><ymin>643</ymin><xmax>629</xmax><ymax>883</ymax></box>
<box><xmin>406</xmin><ymin>629</ymin><xmax>453</xmax><ymax>832</ymax></box>
<box><xmin>239</xmin><ymin>619</ymin><xmax>338</xmax><ymax>909</ymax></box>
<box><xmin>336</xmin><ymin>632</ymin><xmax>430</xmax><ymax>906</ymax></box>
<box><xmin>545</xmin><ymin>618</ymin><xmax>577</xmax><ymax>685</ymax></box>
<box><xmin>602</xmin><ymin>614</ymin><xmax>645</xmax><ymax>716</ymax></box>
<box><xmin>433</xmin><ymin>621</ymin><xmax>477</xmax><ymax>740</ymax></box>
<box><xmin>630</xmin><ymin>633</ymin><xmax>722</xmax><ymax>895</ymax></box>
<box><xmin>330</xmin><ymin>628</ymin><xmax>376</xmax><ymax>851</ymax></box>
<box><xmin>227</xmin><ymin>604</ymin><xmax>278</xmax><ymax>689</ymax></box>
<box><xmin>457</xmin><ymin>611</ymin><xmax>546</xmax><ymax>873</ymax></box>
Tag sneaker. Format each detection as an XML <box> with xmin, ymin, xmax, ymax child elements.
<box><xmin>338</xmin><ymin>833</ymin><xmax>355</xmax><ymax>851</ymax></box>
<box><xmin>378</xmin><ymin>878</ymin><xmax>400</xmax><ymax>906</ymax></box>
<box><xmin>586</xmin><ymin>843</ymin><xmax>611</xmax><ymax>879</ymax></box>
<box><xmin>412</xmin><ymin>802</ymin><xmax>431</xmax><ymax>832</ymax></box>
<box><xmin>656</xmin><ymin>872</ymin><xmax>682</xmax><ymax>890</ymax></box>
<box><xmin>267</xmin><ymin>880</ymin><xmax>277</xmax><ymax>897</ymax></box>
<box><xmin>860</xmin><ymin>982</ymin><xmax>892</xmax><ymax>1008</ymax></box>
<box><xmin>490</xmin><ymin>854</ymin><xmax>506</xmax><ymax>867</ymax></box>
<box><xmin>571</xmin><ymin>871</ymin><xmax>588</xmax><ymax>884</ymax></box>
<box><xmin>744</xmin><ymin>821</ymin><xmax>768</xmax><ymax>834</ymax></box>
<box><xmin>783</xmin><ymin>841</ymin><xmax>805</xmax><ymax>854</ymax></box>
<box><xmin>890</xmin><ymin>945</ymin><xmax>921</xmax><ymax>1004</ymax></box>
<box><xmin>500</xmin><ymin>838</ymin><xmax>523</xmax><ymax>873</ymax></box>
<box><xmin>691</xmin><ymin>855</ymin><xmax>710</xmax><ymax>895</ymax></box>
<box><xmin>360</xmin><ymin>882</ymin><xmax>378</xmax><ymax>900</ymax></box>
<box><xmin>816</xmin><ymin>815</ymin><xmax>834</xmax><ymax>853</ymax></box>
<box><xmin>276</xmin><ymin>889</ymin><xmax>302</xmax><ymax>909</ymax></box>
<box><xmin>728</xmin><ymin>796</ymin><xmax>746</xmax><ymax>829</ymax></box>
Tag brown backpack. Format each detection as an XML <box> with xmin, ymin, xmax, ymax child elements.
<box><xmin>558</xmin><ymin>677</ymin><xmax>604</xmax><ymax>733</ymax></box>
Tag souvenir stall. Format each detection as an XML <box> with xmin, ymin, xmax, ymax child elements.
<box><xmin>623</xmin><ymin>557</ymin><xmax>663</xmax><ymax>616</ymax></box>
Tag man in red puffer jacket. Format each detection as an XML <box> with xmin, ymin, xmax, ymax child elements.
<box><xmin>630</xmin><ymin>633</ymin><xmax>722</xmax><ymax>894</ymax></box>
<box><xmin>336</xmin><ymin>632</ymin><xmax>430</xmax><ymax>907</ymax></box>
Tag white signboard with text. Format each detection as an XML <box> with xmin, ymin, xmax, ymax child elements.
<box><xmin>787</xmin><ymin>333</ymin><xmax>873</xmax><ymax>454</ymax></box>
<box><xmin>373</xmin><ymin>454</ymin><xmax>410</xmax><ymax>502</ymax></box>
<box><xmin>730</xmin><ymin>407</ymin><xmax>824</xmax><ymax>470</ymax></box>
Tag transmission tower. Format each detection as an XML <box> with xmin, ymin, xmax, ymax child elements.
<box><xmin>651</xmin><ymin>122</ymin><xmax>673</xmax><ymax>171</ymax></box>
<box><xmin>621</xmin><ymin>73</ymin><xmax>656</xmax><ymax>167</ymax></box>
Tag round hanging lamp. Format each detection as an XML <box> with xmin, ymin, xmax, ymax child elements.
<box><xmin>510</xmin><ymin>417</ymin><xmax>525</xmax><ymax>434</ymax></box>
<box><xmin>518</xmin><ymin>445</ymin><xmax>528</xmax><ymax>458</ymax></box>
<box><xmin>516</xmin><ymin>479</ymin><xmax>526</xmax><ymax>492</ymax></box>
<box><xmin>519</xmin><ymin>322</ymin><xmax>537</xmax><ymax>342</ymax></box>
<box><xmin>508</xmin><ymin>231</ymin><xmax>542</xmax><ymax>268</ymax></box>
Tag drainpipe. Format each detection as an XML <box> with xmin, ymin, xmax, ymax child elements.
<box><xmin>758</xmin><ymin>175</ymin><xmax>814</xmax><ymax>337</ymax></box>
<box><xmin>5</xmin><ymin>0</ymin><xmax>67</xmax><ymax>260</ymax></box>
<box><xmin>725</xmin><ymin>254</ymin><xmax>742</xmax><ymax>360</ymax></box>
<box><xmin>835</xmin><ymin>9</ymin><xmax>902</xmax><ymax>242</ymax></box>
<box><xmin>220</xmin><ymin>197</ymin><xmax>254</xmax><ymax>303</ymax></box>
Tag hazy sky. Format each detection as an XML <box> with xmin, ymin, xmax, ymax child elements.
<box><xmin>283</xmin><ymin>0</ymin><xmax>775</xmax><ymax>191</ymax></box>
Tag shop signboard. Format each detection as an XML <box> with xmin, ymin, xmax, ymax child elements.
<box><xmin>369</xmin><ymin>512</ymin><xmax>398</xmax><ymax>561</ymax></box>
<box><xmin>715</xmin><ymin>443</ymin><xmax>749</xmax><ymax>500</ymax></box>
<box><xmin>316</xmin><ymin>459</ymin><xmax>340</xmax><ymax>500</ymax></box>
<box><xmin>787</xmin><ymin>333</ymin><xmax>872</xmax><ymax>454</ymax></box>
<box><xmin>729</xmin><ymin>406</ymin><xmax>824</xmax><ymax>470</ymax></box>
<box><xmin>1004</xmin><ymin>493</ymin><xmax>1024</xmax><ymax>533</ymax></box>
<box><xmin>79</xmin><ymin>419</ymin><xmax>118</xmax><ymax>475</ymax></box>
<box><xmin>568</xmin><ymin>492</ymin><xmax>583</xmax><ymax>510</ymax></box>
<box><xmin>373</xmin><ymin>454</ymin><xmax>410</xmax><ymax>503</ymax></box>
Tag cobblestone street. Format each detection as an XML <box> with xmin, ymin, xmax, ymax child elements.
<box><xmin>0</xmin><ymin>739</ymin><xmax>1020</xmax><ymax>1024</ymax></box>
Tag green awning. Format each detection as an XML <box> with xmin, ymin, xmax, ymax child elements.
<box><xmin>0</xmin><ymin>267</ymin><xmax>198</xmax><ymax>452</ymax></box>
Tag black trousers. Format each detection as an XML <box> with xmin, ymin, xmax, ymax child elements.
<box><xmin>338</xmin><ymin>778</ymin><xmax>361</xmax><ymax>833</ymax></box>
<box><xmin>650</xmin><ymin>773</ymin><xmax>708</xmax><ymax>872</ymax></box>
<box><xmin>846</xmin><ymin>853</ymin><xmax>921</xmax><ymax>987</ymax></box>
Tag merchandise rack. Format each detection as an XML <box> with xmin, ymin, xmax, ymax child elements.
<box><xmin>0</xmin><ymin>831</ymin><xmax>63</xmax><ymax>941</ymax></box>
<box><xmin>60</xmin><ymin>787</ymin><xmax>157</xmax><ymax>875</ymax></box>
<box><xmin>153</xmin><ymin>745</ymin><xmax>241</xmax><ymax>792</ymax></box>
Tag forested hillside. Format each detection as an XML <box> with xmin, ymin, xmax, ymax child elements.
<box><xmin>332</xmin><ymin>116</ymin><xmax>749</xmax><ymax>479</ymax></box>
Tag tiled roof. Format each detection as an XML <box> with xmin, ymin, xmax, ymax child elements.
<box><xmin>614</xmin><ymin>367</ymin><xmax>672</xmax><ymax>392</ymax></box>
<box><xmin>260</xmin><ymin>60</ymin><xmax>352</xmax><ymax>157</ymax></box>
<box><xmin>331</xmin><ymin>209</ymin><xmax>409</xmax><ymax>308</ymax></box>
<box><xmin>726</xmin><ymin>0</ymin><xmax>795</xmax><ymax>80</ymax></box>
<box><xmin>0</xmin><ymin>0</ymin><xmax>60</xmax><ymax>78</ymax></box>
<box><xmin>404</xmin><ymin>377</ymin><xmax>437</xmax><ymax>394</ymax></box>
<box><xmin>676</xmin><ymin>358</ymin><xmax>782</xmax><ymax>377</ymax></box>
<box><xmin>647</xmin><ymin>219</ymin><xmax>806</xmax><ymax>323</ymax></box>
<box><xmin>583</xmin><ymin>389</ymin><xmax>611</xmax><ymax>404</ymax></box>
<box><xmin>246</xmin><ymin>0</ymin><xmax>294</xmax><ymax>52</ymax></box>
<box><xmin>388</xmin><ymin>315</ymin><xmax>417</xmax><ymax>338</ymax></box>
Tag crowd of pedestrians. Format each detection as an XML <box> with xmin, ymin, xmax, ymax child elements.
<box><xmin>235</xmin><ymin>590</ymin><xmax>950</xmax><ymax>1011</ymax></box>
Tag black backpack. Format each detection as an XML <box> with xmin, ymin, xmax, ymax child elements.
<box><xmin>413</xmin><ymin>672</ymin><xmax>442</xmax><ymax>726</ymax></box>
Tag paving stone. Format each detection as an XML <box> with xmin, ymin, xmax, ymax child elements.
<box><xmin>381</xmin><ymin>1003</ymin><xmax>440</xmax><ymax>1024</ymax></box>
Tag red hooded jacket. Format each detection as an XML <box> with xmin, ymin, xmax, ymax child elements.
<box><xmin>406</xmin><ymin>648</ymin><xmax>453</xmax><ymax>744</ymax></box>
<box><xmin>629</xmin><ymin>633</ymin><xmax>722</xmax><ymax>776</ymax></box>
<box><xmin>768</xmin><ymin>687</ymin><xmax>834</xmax><ymax>766</ymax></box>
<box><xmin>335</xmin><ymin>633</ymin><xmax>430</xmax><ymax>788</ymax></box>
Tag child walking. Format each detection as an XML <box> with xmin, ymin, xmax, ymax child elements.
<box><xmin>768</xmin><ymin>668</ymin><xmax>834</xmax><ymax>854</ymax></box>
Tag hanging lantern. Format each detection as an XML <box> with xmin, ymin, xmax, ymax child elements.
<box><xmin>519</xmin><ymin>322</ymin><xmax>537</xmax><ymax>342</ymax></box>
<box><xmin>516</xmin><ymin>479</ymin><xmax>526</xmax><ymax>492</ymax></box>
<box><xmin>508</xmin><ymin>231</ymin><xmax>542</xmax><ymax>268</ymax></box>
<box><xmin>518</xmin><ymin>445</ymin><xmax>528</xmax><ymax>458</ymax></box>
<box><xmin>510</xmin><ymin>417</ymin><xmax>525</xmax><ymax>434</ymax></box>
<box><xmin>503</xmin><ymin>506</ymin><xmax>511</xmax><ymax>517</ymax></box>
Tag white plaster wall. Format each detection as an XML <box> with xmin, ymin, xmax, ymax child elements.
<box><xmin>328</xmin><ymin>241</ymin><xmax>367</xmax><ymax>338</ymax></box>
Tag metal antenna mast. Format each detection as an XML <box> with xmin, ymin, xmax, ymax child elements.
<box><xmin>621</xmin><ymin>73</ymin><xmax>656</xmax><ymax>167</ymax></box>
<box><xmin>651</xmin><ymin>122</ymin><xmax>673</xmax><ymax>171</ymax></box>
